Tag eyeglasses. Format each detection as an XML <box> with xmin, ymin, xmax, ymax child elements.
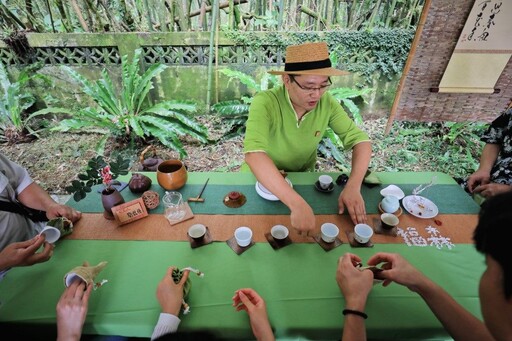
<box><xmin>289</xmin><ymin>75</ymin><xmax>331</xmax><ymax>94</ymax></box>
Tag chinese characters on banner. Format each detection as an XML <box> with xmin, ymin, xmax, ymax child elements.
<box><xmin>438</xmin><ymin>0</ymin><xmax>511</xmax><ymax>93</ymax></box>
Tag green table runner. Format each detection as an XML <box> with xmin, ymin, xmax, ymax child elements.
<box><xmin>67</xmin><ymin>172</ymin><xmax>479</xmax><ymax>215</ymax></box>
<box><xmin>0</xmin><ymin>240</ymin><xmax>484</xmax><ymax>340</ymax></box>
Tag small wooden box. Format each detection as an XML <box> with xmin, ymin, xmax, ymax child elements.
<box><xmin>111</xmin><ymin>198</ymin><xmax>149</xmax><ymax>225</ymax></box>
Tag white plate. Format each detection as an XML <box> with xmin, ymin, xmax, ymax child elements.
<box><xmin>255</xmin><ymin>178</ymin><xmax>293</xmax><ymax>201</ymax></box>
<box><xmin>380</xmin><ymin>185</ymin><xmax>405</xmax><ymax>200</ymax></box>
<box><xmin>402</xmin><ymin>195</ymin><xmax>438</xmax><ymax>219</ymax></box>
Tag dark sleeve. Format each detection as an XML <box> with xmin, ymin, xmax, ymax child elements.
<box><xmin>481</xmin><ymin>109</ymin><xmax>512</xmax><ymax>144</ymax></box>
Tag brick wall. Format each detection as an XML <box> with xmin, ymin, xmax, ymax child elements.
<box><xmin>393</xmin><ymin>0</ymin><xmax>512</xmax><ymax>123</ymax></box>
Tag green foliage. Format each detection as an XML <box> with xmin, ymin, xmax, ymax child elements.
<box><xmin>53</xmin><ymin>49</ymin><xmax>208</xmax><ymax>158</ymax></box>
<box><xmin>223</xmin><ymin>30</ymin><xmax>414</xmax><ymax>83</ymax></box>
<box><xmin>65</xmin><ymin>154</ymin><xmax>131</xmax><ymax>202</ymax></box>
<box><xmin>371</xmin><ymin>121</ymin><xmax>487</xmax><ymax>179</ymax></box>
<box><xmin>212</xmin><ymin>69</ymin><xmax>279</xmax><ymax>140</ymax></box>
<box><xmin>317</xmin><ymin>86</ymin><xmax>374</xmax><ymax>167</ymax></box>
<box><xmin>0</xmin><ymin>63</ymin><xmax>54</xmax><ymax>143</ymax></box>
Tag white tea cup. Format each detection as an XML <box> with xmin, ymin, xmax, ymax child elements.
<box><xmin>39</xmin><ymin>226</ymin><xmax>61</xmax><ymax>243</ymax></box>
<box><xmin>320</xmin><ymin>223</ymin><xmax>339</xmax><ymax>243</ymax></box>
<box><xmin>318</xmin><ymin>175</ymin><xmax>333</xmax><ymax>189</ymax></box>
<box><xmin>354</xmin><ymin>224</ymin><xmax>374</xmax><ymax>244</ymax></box>
<box><xmin>234</xmin><ymin>226</ymin><xmax>253</xmax><ymax>247</ymax></box>
<box><xmin>270</xmin><ymin>225</ymin><xmax>289</xmax><ymax>240</ymax></box>
<box><xmin>188</xmin><ymin>224</ymin><xmax>206</xmax><ymax>240</ymax></box>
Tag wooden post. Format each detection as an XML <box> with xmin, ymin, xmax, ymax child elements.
<box><xmin>384</xmin><ymin>0</ymin><xmax>431</xmax><ymax>135</ymax></box>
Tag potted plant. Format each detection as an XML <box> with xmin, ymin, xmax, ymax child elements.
<box><xmin>66</xmin><ymin>154</ymin><xmax>131</xmax><ymax>202</ymax></box>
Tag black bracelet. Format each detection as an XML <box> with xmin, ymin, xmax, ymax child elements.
<box><xmin>342</xmin><ymin>309</ymin><xmax>368</xmax><ymax>319</ymax></box>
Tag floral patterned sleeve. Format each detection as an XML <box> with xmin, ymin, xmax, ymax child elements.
<box><xmin>481</xmin><ymin>108</ymin><xmax>512</xmax><ymax>145</ymax></box>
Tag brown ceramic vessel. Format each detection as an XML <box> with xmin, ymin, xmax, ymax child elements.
<box><xmin>157</xmin><ymin>160</ymin><xmax>188</xmax><ymax>190</ymax></box>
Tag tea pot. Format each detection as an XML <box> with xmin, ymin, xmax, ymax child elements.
<box><xmin>381</xmin><ymin>195</ymin><xmax>400</xmax><ymax>213</ymax></box>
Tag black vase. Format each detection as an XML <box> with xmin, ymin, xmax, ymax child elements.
<box><xmin>101</xmin><ymin>188</ymin><xmax>125</xmax><ymax>220</ymax></box>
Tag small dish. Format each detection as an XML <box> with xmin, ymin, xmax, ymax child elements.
<box><xmin>380</xmin><ymin>185</ymin><xmax>405</xmax><ymax>200</ymax></box>
<box><xmin>255</xmin><ymin>178</ymin><xmax>293</xmax><ymax>201</ymax></box>
<box><xmin>402</xmin><ymin>195</ymin><xmax>438</xmax><ymax>219</ymax></box>
<box><xmin>314</xmin><ymin>180</ymin><xmax>334</xmax><ymax>193</ymax></box>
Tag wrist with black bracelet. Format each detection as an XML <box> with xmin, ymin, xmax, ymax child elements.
<box><xmin>342</xmin><ymin>308</ymin><xmax>368</xmax><ymax>319</ymax></box>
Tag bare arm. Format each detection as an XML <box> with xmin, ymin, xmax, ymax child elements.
<box><xmin>245</xmin><ymin>152</ymin><xmax>315</xmax><ymax>233</ymax></box>
<box><xmin>17</xmin><ymin>182</ymin><xmax>81</xmax><ymax>222</ymax></box>
<box><xmin>415</xmin><ymin>279</ymin><xmax>494</xmax><ymax>341</ymax></box>
<box><xmin>336</xmin><ymin>253</ymin><xmax>373</xmax><ymax>341</ymax></box>
<box><xmin>338</xmin><ymin>141</ymin><xmax>372</xmax><ymax>224</ymax></box>
<box><xmin>368</xmin><ymin>253</ymin><xmax>494</xmax><ymax>341</ymax></box>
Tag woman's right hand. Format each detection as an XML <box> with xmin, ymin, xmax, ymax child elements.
<box><xmin>289</xmin><ymin>197</ymin><xmax>315</xmax><ymax>235</ymax></box>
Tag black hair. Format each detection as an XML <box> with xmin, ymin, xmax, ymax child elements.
<box><xmin>473</xmin><ymin>191</ymin><xmax>512</xmax><ymax>298</ymax></box>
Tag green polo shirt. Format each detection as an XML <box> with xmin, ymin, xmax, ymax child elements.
<box><xmin>242</xmin><ymin>85</ymin><xmax>369</xmax><ymax>172</ymax></box>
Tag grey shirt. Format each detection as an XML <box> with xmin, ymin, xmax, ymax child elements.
<box><xmin>0</xmin><ymin>153</ymin><xmax>44</xmax><ymax>252</ymax></box>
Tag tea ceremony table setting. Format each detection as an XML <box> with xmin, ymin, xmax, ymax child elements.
<box><xmin>0</xmin><ymin>170</ymin><xmax>484</xmax><ymax>340</ymax></box>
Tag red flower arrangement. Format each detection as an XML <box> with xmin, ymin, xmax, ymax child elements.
<box><xmin>99</xmin><ymin>165</ymin><xmax>114</xmax><ymax>191</ymax></box>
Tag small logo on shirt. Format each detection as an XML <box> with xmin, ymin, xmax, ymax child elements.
<box><xmin>315</xmin><ymin>131</ymin><xmax>321</xmax><ymax>137</ymax></box>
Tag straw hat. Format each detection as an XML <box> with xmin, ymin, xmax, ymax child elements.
<box><xmin>268</xmin><ymin>42</ymin><xmax>349</xmax><ymax>76</ymax></box>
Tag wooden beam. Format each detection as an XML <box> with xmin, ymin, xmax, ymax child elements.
<box><xmin>384</xmin><ymin>0</ymin><xmax>431</xmax><ymax>135</ymax></box>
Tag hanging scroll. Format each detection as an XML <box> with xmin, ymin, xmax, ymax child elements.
<box><xmin>438</xmin><ymin>0</ymin><xmax>511</xmax><ymax>93</ymax></box>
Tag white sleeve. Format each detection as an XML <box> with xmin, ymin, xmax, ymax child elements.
<box><xmin>150</xmin><ymin>313</ymin><xmax>181</xmax><ymax>340</ymax></box>
<box><xmin>15</xmin><ymin>167</ymin><xmax>33</xmax><ymax>195</ymax></box>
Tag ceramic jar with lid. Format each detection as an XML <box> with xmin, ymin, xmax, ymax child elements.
<box><xmin>381</xmin><ymin>195</ymin><xmax>400</xmax><ymax>213</ymax></box>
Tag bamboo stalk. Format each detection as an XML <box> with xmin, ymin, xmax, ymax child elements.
<box><xmin>0</xmin><ymin>3</ymin><xmax>27</xmax><ymax>29</ymax></box>
<box><xmin>206</xmin><ymin>0</ymin><xmax>219</xmax><ymax>111</ymax></box>
<box><xmin>173</xmin><ymin>0</ymin><xmax>188</xmax><ymax>30</ymax></box>
<box><xmin>165</xmin><ymin>0</ymin><xmax>175</xmax><ymax>31</ymax></box>
<box><xmin>277</xmin><ymin>0</ymin><xmax>284</xmax><ymax>31</ymax></box>
<box><xmin>70</xmin><ymin>0</ymin><xmax>89</xmax><ymax>32</ymax></box>
<box><xmin>367</xmin><ymin>0</ymin><xmax>382</xmax><ymax>29</ymax></box>
<box><xmin>215</xmin><ymin>2</ymin><xmax>219</xmax><ymax>103</ymax></box>
<box><xmin>298</xmin><ymin>5</ymin><xmax>327</xmax><ymax>29</ymax></box>
<box><xmin>325</xmin><ymin>0</ymin><xmax>334</xmax><ymax>28</ymax></box>
<box><xmin>188</xmin><ymin>0</ymin><xmax>247</xmax><ymax>18</ymax></box>
<box><xmin>44</xmin><ymin>0</ymin><xmax>55</xmax><ymax>33</ymax></box>
<box><xmin>337</xmin><ymin>0</ymin><xmax>348</xmax><ymax>27</ymax></box>
<box><xmin>55</xmin><ymin>0</ymin><xmax>72</xmax><ymax>32</ymax></box>
<box><xmin>385</xmin><ymin>0</ymin><xmax>431</xmax><ymax>135</ymax></box>
<box><xmin>118</xmin><ymin>0</ymin><xmax>136</xmax><ymax>31</ymax></box>
<box><xmin>385</xmin><ymin>0</ymin><xmax>398</xmax><ymax>28</ymax></box>
<box><xmin>83</xmin><ymin>0</ymin><xmax>96</xmax><ymax>31</ymax></box>
<box><xmin>143</xmin><ymin>0</ymin><xmax>154</xmax><ymax>31</ymax></box>
<box><xmin>233</xmin><ymin>4</ymin><xmax>241</xmax><ymax>29</ymax></box>
<box><xmin>198</xmin><ymin>0</ymin><xmax>207</xmax><ymax>30</ymax></box>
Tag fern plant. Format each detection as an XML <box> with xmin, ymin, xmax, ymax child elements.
<box><xmin>212</xmin><ymin>69</ymin><xmax>278</xmax><ymax>140</ymax></box>
<box><xmin>0</xmin><ymin>63</ymin><xmax>54</xmax><ymax>144</ymax></box>
<box><xmin>50</xmin><ymin>48</ymin><xmax>208</xmax><ymax>158</ymax></box>
<box><xmin>317</xmin><ymin>86</ymin><xmax>374</xmax><ymax>168</ymax></box>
